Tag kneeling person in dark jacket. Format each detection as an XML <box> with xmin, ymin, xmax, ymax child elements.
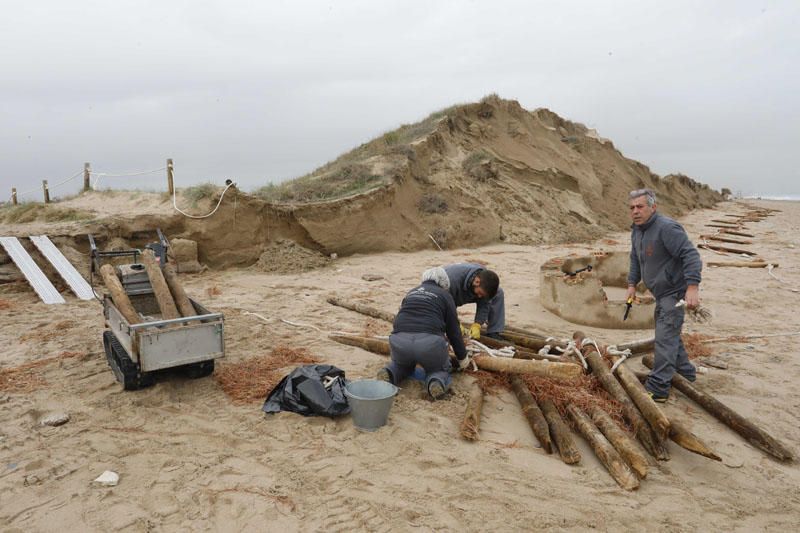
<box><xmin>377</xmin><ymin>267</ymin><xmax>470</xmax><ymax>399</ymax></box>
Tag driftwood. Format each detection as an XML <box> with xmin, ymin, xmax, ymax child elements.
<box><xmin>710</xmin><ymin>219</ymin><xmax>742</xmax><ymax>225</ymax></box>
<box><xmin>163</xmin><ymin>263</ymin><xmax>195</xmax><ymax>317</ymax></box>
<box><xmin>460</xmin><ymin>382</ymin><xmax>484</xmax><ymax>441</ymax></box>
<box><xmin>580</xmin><ymin>345</ymin><xmax>669</xmax><ymax>460</ymax></box>
<box><xmin>510</xmin><ymin>376</ymin><xmax>552</xmax><ymax>453</ymax></box>
<box><xmin>668</xmin><ymin>418</ymin><xmax>722</xmax><ymax>461</ymax></box>
<box><xmin>567</xmin><ymin>405</ymin><xmax>639</xmax><ymax>490</ymax></box>
<box><xmin>539</xmin><ymin>398</ymin><xmax>581</xmax><ymax>464</ymax></box>
<box><xmin>707</xmin><ymin>261</ymin><xmax>776</xmax><ymax>268</ymax></box>
<box><xmin>141</xmin><ymin>249</ymin><xmax>180</xmax><ymax>320</ymax></box>
<box><xmin>588</xmin><ymin>405</ymin><xmax>649</xmax><ymax>479</ymax></box>
<box><xmin>613</xmin><ymin>362</ymin><xmax>671</xmax><ymax>441</ymax></box>
<box><xmin>326</xmin><ymin>296</ymin><xmax>395</xmax><ymax>323</ymax></box>
<box><xmin>698</xmin><ymin>243</ymin><xmax>757</xmax><ymax>256</ymax></box>
<box><xmin>705</xmin><ymin>223</ymin><xmax>748</xmax><ymax>230</ymax></box>
<box><xmin>642</xmin><ymin>355</ymin><xmax>794</xmax><ymax>462</ymax></box>
<box><xmin>473</xmin><ymin>355</ymin><xmax>582</xmax><ymax>380</ymax></box>
<box><xmin>99</xmin><ymin>264</ymin><xmax>140</xmax><ymax>325</ymax></box>
<box><xmin>700</xmin><ymin>234</ymin><xmax>753</xmax><ymax>245</ymax></box>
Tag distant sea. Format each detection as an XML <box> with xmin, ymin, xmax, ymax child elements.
<box><xmin>743</xmin><ymin>195</ymin><xmax>800</xmax><ymax>201</ymax></box>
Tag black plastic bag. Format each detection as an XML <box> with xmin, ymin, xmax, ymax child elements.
<box><xmin>262</xmin><ymin>364</ymin><xmax>350</xmax><ymax>417</ymax></box>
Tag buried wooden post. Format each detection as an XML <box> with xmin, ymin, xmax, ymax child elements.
<box><xmin>613</xmin><ymin>362</ymin><xmax>671</xmax><ymax>441</ymax></box>
<box><xmin>166</xmin><ymin>158</ymin><xmax>175</xmax><ymax>195</ymax></box>
<box><xmin>707</xmin><ymin>261</ymin><xmax>776</xmax><ymax>269</ymax></box>
<box><xmin>99</xmin><ymin>264</ymin><xmax>140</xmax><ymax>325</ymax></box>
<box><xmin>460</xmin><ymin>382</ymin><xmax>484</xmax><ymax>441</ymax></box>
<box><xmin>510</xmin><ymin>375</ymin><xmax>552</xmax><ymax>453</ymax></box>
<box><xmin>141</xmin><ymin>249</ymin><xmax>180</xmax><ymax>320</ymax></box>
<box><xmin>83</xmin><ymin>162</ymin><xmax>91</xmax><ymax>192</ymax></box>
<box><xmin>163</xmin><ymin>263</ymin><xmax>196</xmax><ymax>317</ymax></box>
<box><xmin>580</xmin><ymin>345</ymin><xmax>669</xmax><ymax>460</ymax></box>
<box><xmin>539</xmin><ymin>398</ymin><xmax>581</xmax><ymax>464</ymax></box>
<box><xmin>668</xmin><ymin>418</ymin><xmax>721</xmax><ymax>462</ymax></box>
<box><xmin>42</xmin><ymin>180</ymin><xmax>50</xmax><ymax>203</ymax></box>
<box><xmin>642</xmin><ymin>355</ymin><xmax>794</xmax><ymax>462</ymax></box>
<box><xmin>11</xmin><ymin>187</ymin><xmax>17</xmax><ymax>205</ymax></box>
<box><xmin>700</xmin><ymin>234</ymin><xmax>753</xmax><ymax>245</ymax></box>
<box><xmin>588</xmin><ymin>405</ymin><xmax>649</xmax><ymax>478</ymax></box>
<box><xmin>567</xmin><ymin>405</ymin><xmax>639</xmax><ymax>490</ymax></box>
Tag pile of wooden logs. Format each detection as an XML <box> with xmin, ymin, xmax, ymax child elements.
<box><xmin>99</xmin><ymin>249</ymin><xmax>197</xmax><ymax>322</ymax></box>
<box><xmin>327</xmin><ymin>296</ymin><xmax>794</xmax><ymax>490</ymax></box>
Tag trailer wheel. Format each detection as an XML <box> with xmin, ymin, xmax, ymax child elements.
<box><xmin>102</xmin><ymin>330</ymin><xmax>155</xmax><ymax>390</ymax></box>
<box><xmin>185</xmin><ymin>360</ymin><xmax>215</xmax><ymax>379</ymax></box>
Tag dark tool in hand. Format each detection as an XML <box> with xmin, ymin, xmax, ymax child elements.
<box><xmin>623</xmin><ymin>297</ymin><xmax>633</xmax><ymax>321</ymax></box>
<box><xmin>565</xmin><ymin>264</ymin><xmax>592</xmax><ymax>277</ymax></box>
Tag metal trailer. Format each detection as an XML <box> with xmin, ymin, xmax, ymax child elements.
<box><xmin>99</xmin><ymin>236</ymin><xmax>224</xmax><ymax>390</ymax></box>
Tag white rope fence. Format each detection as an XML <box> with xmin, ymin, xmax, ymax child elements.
<box><xmin>91</xmin><ymin>166</ymin><xmax>167</xmax><ymax>189</ymax></box>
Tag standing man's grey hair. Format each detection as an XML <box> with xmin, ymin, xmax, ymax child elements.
<box><xmin>629</xmin><ymin>188</ymin><xmax>657</xmax><ymax>206</ymax></box>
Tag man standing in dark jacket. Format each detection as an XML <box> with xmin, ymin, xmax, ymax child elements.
<box><xmin>443</xmin><ymin>263</ymin><xmax>503</xmax><ymax>339</ymax></box>
<box><xmin>627</xmin><ymin>188</ymin><xmax>702</xmax><ymax>402</ymax></box>
<box><xmin>377</xmin><ymin>267</ymin><xmax>470</xmax><ymax>399</ymax></box>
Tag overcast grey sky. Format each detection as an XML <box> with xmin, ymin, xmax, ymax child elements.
<box><xmin>1</xmin><ymin>0</ymin><xmax>798</xmax><ymax>202</ymax></box>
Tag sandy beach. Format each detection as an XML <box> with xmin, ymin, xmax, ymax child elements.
<box><xmin>0</xmin><ymin>198</ymin><xmax>798</xmax><ymax>532</ymax></box>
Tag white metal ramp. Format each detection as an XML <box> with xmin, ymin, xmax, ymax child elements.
<box><xmin>30</xmin><ymin>235</ymin><xmax>95</xmax><ymax>300</ymax></box>
<box><xmin>0</xmin><ymin>236</ymin><xmax>65</xmax><ymax>304</ymax></box>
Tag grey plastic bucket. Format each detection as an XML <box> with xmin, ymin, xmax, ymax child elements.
<box><xmin>345</xmin><ymin>379</ymin><xmax>399</xmax><ymax>431</ymax></box>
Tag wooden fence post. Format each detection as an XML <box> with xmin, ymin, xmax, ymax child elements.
<box><xmin>42</xmin><ymin>180</ymin><xmax>50</xmax><ymax>203</ymax></box>
<box><xmin>84</xmin><ymin>162</ymin><xmax>91</xmax><ymax>192</ymax></box>
<box><xmin>11</xmin><ymin>188</ymin><xmax>17</xmax><ymax>205</ymax></box>
<box><xmin>167</xmin><ymin>158</ymin><xmax>174</xmax><ymax>195</ymax></box>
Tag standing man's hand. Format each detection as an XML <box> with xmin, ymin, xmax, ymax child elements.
<box><xmin>684</xmin><ymin>285</ymin><xmax>700</xmax><ymax>309</ymax></box>
<box><xmin>625</xmin><ymin>285</ymin><xmax>636</xmax><ymax>302</ymax></box>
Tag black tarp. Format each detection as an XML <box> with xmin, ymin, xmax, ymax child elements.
<box><xmin>262</xmin><ymin>364</ymin><xmax>350</xmax><ymax>417</ymax></box>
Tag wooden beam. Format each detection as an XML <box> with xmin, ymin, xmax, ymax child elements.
<box><xmin>460</xmin><ymin>382</ymin><xmax>484</xmax><ymax>441</ymax></box>
<box><xmin>141</xmin><ymin>249</ymin><xmax>180</xmax><ymax>320</ymax></box>
<box><xmin>539</xmin><ymin>397</ymin><xmax>581</xmax><ymax>464</ymax></box>
<box><xmin>99</xmin><ymin>264</ymin><xmax>140</xmax><ymax>325</ymax></box>
<box><xmin>510</xmin><ymin>376</ymin><xmax>552</xmax><ymax>453</ymax></box>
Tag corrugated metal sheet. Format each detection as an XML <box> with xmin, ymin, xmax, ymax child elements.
<box><xmin>30</xmin><ymin>235</ymin><xmax>95</xmax><ymax>301</ymax></box>
<box><xmin>0</xmin><ymin>236</ymin><xmax>65</xmax><ymax>304</ymax></box>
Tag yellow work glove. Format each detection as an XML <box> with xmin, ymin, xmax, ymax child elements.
<box><xmin>469</xmin><ymin>323</ymin><xmax>482</xmax><ymax>340</ymax></box>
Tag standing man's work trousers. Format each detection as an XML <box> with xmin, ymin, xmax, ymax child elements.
<box><xmin>645</xmin><ymin>293</ymin><xmax>697</xmax><ymax>397</ymax></box>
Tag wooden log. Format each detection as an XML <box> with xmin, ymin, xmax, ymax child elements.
<box><xmin>567</xmin><ymin>405</ymin><xmax>639</xmax><ymax>490</ymax></box>
<box><xmin>99</xmin><ymin>264</ymin><xmax>140</xmax><ymax>325</ymax></box>
<box><xmin>588</xmin><ymin>405</ymin><xmax>649</xmax><ymax>478</ymax></box>
<box><xmin>163</xmin><ymin>263</ymin><xmax>195</xmax><ymax>317</ymax></box>
<box><xmin>705</xmin><ymin>223</ymin><xmax>748</xmax><ymax>229</ymax></box>
<box><xmin>329</xmin><ymin>334</ymin><xmax>391</xmax><ymax>355</ymax></box>
<box><xmin>141</xmin><ymin>249</ymin><xmax>180</xmax><ymax>320</ymax></box>
<box><xmin>460</xmin><ymin>382</ymin><xmax>484</xmax><ymax>441</ymax></box>
<box><xmin>616</xmin><ymin>337</ymin><xmax>655</xmax><ymax>354</ymax></box>
<box><xmin>581</xmin><ymin>348</ymin><xmax>669</xmax><ymax>460</ymax></box>
<box><xmin>698</xmin><ymin>243</ymin><xmax>757</xmax><ymax>256</ymax></box>
<box><xmin>642</xmin><ymin>354</ymin><xmax>794</xmax><ymax>462</ymax></box>
<box><xmin>326</xmin><ymin>296</ymin><xmax>396</xmax><ymax>323</ymax></box>
<box><xmin>500</xmin><ymin>331</ymin><xmax>566</xmax><ymax>351</ymax></box>
<box><xmin>613</xmin><ymin>362</ymin><xmax>671</xmax><ymax>441</ymax></box>
<box><xmin>700</xmin><ymin>234</ymin><xmax>753</xmax><ymax>245</ymax></box>
<box><xmin>539</xmin><ymin>397</ymin><xmax>581</xmax><ymax>464</ymax></box>
<box><xmin>510</xmin><ymin>376</ymin><xmax>552</xmax><ymax>453</ymax></box>
<box><xmin>668</xmin><ymin>418</ymin><xmax>722</xmax><ymax>461</ymax></box>
<box><xmin>478</xmin><ymin>335</ymin><xmax>561</xmax><ymax>361</ymax></box>
<box><xmin>710</xmin><ymin>219</ymin><xmax>741</xmax><ymax>225</ymax></box>
<box><xmin>707</xmin><ymin>261</ymin><xmax>776</xmax><ymax>268</ymax></box>
<box><xmin>473</xmin><ymin>355</ymin><xmax>582</xmax><ymax>380</ymax></box>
